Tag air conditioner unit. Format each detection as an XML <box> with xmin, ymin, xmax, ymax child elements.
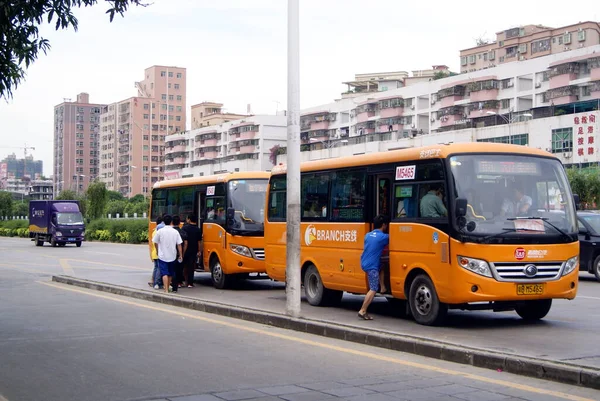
<box><xmin>430</xmin><ymin>118</ymin><xmax>436</xmax><ymax>123</ymax></box>
<box><xmin>535</xmin><ymin>82</ymin><xmax>542</xmax><ymax>88</ymax></box>
<box><xmin>519</xmin><ymin>56</ymin><xmax>525</xmax><ymax>61</ymax></box>
<box><xmin>410</xmin><ymin>105</ymin><xmax>415</xmax><ymax>110</ymax></box>
<box><xmin>411</xmin><ymin>124</ymin><xmax>416</xmax><ymax>129</ymax></box>
<box><xmin>431</xmin><ymin>100</ymin><xmax>436</xmax><ymax>105</ymax></box>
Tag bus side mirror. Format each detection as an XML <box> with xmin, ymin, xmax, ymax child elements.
<box><xmin>455</xmin><ymin>197</ymin><xmax>468</xmax><ymax>218</ymax></box>
<box><xmin>227</xmin><ymin>208</ymin><xmax>235</xmax><ymax>221</ymax></box>
<box><xmin>573</xmin><ymin>194</ymin><xmax>580</xmax><ymax>210</ymax></box>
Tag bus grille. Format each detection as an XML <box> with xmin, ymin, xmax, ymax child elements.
<box><xmin>491</xmin><ymin>262</ymin><xmax>563</xmax><ymax>282</ymax></box>
<box><xmin>252</xmin><ymin>248</ymin><xmax>265</xmax><ymax>260</ymax></box>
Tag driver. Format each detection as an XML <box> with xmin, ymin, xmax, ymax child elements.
<box><xmin>500</xmin><ymin>185</ymin><xmax>532</xmax><ymax>217</ymax></box>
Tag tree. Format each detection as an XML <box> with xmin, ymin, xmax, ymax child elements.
<box><xmin>566</xmin><ymin>168</ymin><xmax>600</xmax><ymax>209</ymax></box>
<box><xmin>129</xmin><ymin>194</ymin><xmax>145</xmax><ymax>203</ymax></box>
<box><xmin>11</xmin><ymin>202</ymin><xmax>29</xmax><ymax>217</ymax></box>
<box><xmin>105</xmin><ymin>199</ymin><xmax>127</xmax><ymax>217</ymax></box>
<box><xmin>55</xmin><ymin>190</ymin><xmax>77</xmax><ymax>200</ymax></box>
<box><xmin>107</xmin><ymin>190</ymin><xmax>124</xmax><ymax>202</ymax></box>
<box><xmin>0</xmin><ymin>191</ymin><xmax>13</xmax><ymax>217</ymax></box>
<box><xmin>86</xmin><ymin>181</ymin><xmax>108</xmax><ymax>220</ymax></box>
<box><xmin>1</xmin><ymin>0</ymin><xmax>147</xmax><ymax>100</ymax></box>
<box><xmin>433</xmin><ymin>71</ymin><xmax>459</xmax><ymax>80</ymax></box>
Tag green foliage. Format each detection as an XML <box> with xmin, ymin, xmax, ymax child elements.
<box><xmin>0</xmin><ymin>191</ymin><xmax>13</xmax><ymax>217</ymax></box>
<box><xmin>115</xmin><ymin>231</ymin><xmax>131</xmax><ymax>243</ymax></box>
<box><xmin>566</xmin><ymin>168</ymin><xmax>600</xmax><ymax>209</ymax></box>
<box><xmin>129</xmin><ymin>194</ymin><xmax>145</xmax><ymax>203</ymax></box>
<box><xmin>0</xmin><ymin>219</ymin><xmax>28</xmax><ymax>229</ymax></box>
<box><xmin>433</xmin><ymin>71</ymin><xmax>459</xmax><ymax>80</ymax></box>
<box><xmin>55</xmin><ymin>190</ymin><xmax>77</xmax><ymax>200</ymax></box>
<box><xmin>124</xmin><ymin>200</ymin><xmax>149</xmax><ymax>217</ymax></box>
<box><xmin>0</xmin><ymin>0</ymin><xmax>147</xmax><ymax>100</ymax></box>
<box><xmin>107</xmin><ymin>190</ymin><xmax>125</xmax><ymax>202</ymax></box>
<box><xmin>85</xmin><ymin>219</ymin><xmax>148</xmax><ymax>244</ymax></box>
<box><xmin>11</xmin><ymin>202</ymin><xmax>29</xmax><ymax>217</ymax></box>
<box><xmin>86</xmin><ymin>181</ymin><xmax>108</xmax><ymax>220</ymax></box>
<box><xmin>104</xmin><ymin>200</ymin><xmax>127</xmax><ymax>217</ymax></box>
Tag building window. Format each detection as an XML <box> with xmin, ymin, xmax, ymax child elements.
<box><xmin>551</xmin><ymin>128</ymin><xmax>573</xmax><ymax>153</ymax></box>
<box><xmin>176</xmin><ymin>73</ymin><xmax>182</xmax><ymax>78</ymax></box>
<box><xmin>144</xmin><ymin>103</ymin><xmax>149</xmax><ymax>110</ymax></box>
<box><xmin>583</xmin><ymin>86</ymin><xmax>592</xmax><ymax>97</ymax></box>
<box><xmin>161</xmin><ymin>71</ymin><xmax>166</xmax><ymax>77</ymax></box>
<box><xmin>168</xmin><ymin>71</ymin><xmax>173</xmax><ymax>78</ymax></box>
<box><xmin>477</xmin><ymin>134</ymin><xmax>529</xmax><ymax>146</ymax></box>
<box><xmin>468</xmin><ymin>55</ymin><xmax>476</xmax><ymax>64</ymax></box>
<box><xmin>169</xmin><ymin>105</ymin><xmax>174</xmax><ymax>112</ymax></box>
<box><xmin>162</xmin><ymin>94</ymin><xmax>166</xmax><ymax>100</ymax></box>
<box><xmin>143</xmin><ymin>114</ymin><xmax>149</xmax><ymax>119</ymax></box>
<box><xmin>176</xmin><ymin>116</ymin><xmax>181</xmax><ymax>121</ymax></box>
<box><xmin>177</xmin><ymin>95</ymin><xmax>182</xmax><ymax>101</ymax></box>
<box><xmin>176</xmin><ymin>106</ymin><xmax>182</xmax><ymax>112</ymax></box>
<box><xmin>501</xmin><ymin>99</ymin><xmax>511</xmax><ymax>109</ymax></box>
<box><xmin>169</xmin><ymin>95</ymin><xmax>174</xmax><ymax>101</ymax></box>
<box><xmin>168</xmin><ymin>83</ymin><xmax>171</xmax><ymax>89</ymax></box>
<box><xmin>161</xmin><ymin>104</ymin><xmax>167</xmax><ymax>110</ymax></box>
<box><xmin>174</xmin><ymin>84</ymin><xmax>180</xmax><ymax>90</ymax></box>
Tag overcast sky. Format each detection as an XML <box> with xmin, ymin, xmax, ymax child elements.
<box><xmin>0</xmin><ymin>0</ymin><xmax>598</xmax><ymax>176</ymax></box>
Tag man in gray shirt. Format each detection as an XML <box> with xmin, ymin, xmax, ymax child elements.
<box><xmin>501</xmin><ymin>186</ymin><xmax>532</xmax><ymax>217</ymax></box>
<box><xmin>420</xmin><ymin>185</ymin><xmax>447</xmax><ymax>218</ymax></box>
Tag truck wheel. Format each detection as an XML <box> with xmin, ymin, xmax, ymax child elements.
<box><xmin>210</xmin><ymin>257</ymin><xmax>232</xmax><ymax>289</ymax></box>
<box><xmin>51</xmin><ymin>238</ymin><xmax>57</xmax><ymax>247</ymax></box>
<box><xmin>515</xmin><ymin>299</ymin><xmax>552</xmax><ymax>321</ymax></box>
<box><xmin>76</xmin><ymin>241</ymin><xmax>82</xmax><ymax>248</ymax></box>
<box><xmin>593</xmin><ymin>255</ymin><xmax>600</xmax><ymax>282</ymax></box>
<box><xmin>35</xmin><ymin>235</ymin><xmax>44</xmax><ymax>247</ymax></box>
<box><xmin>303</xmin><ymin>265</ymin><xmax>342</xmax><ymax>306</ymax></box>
<box><xmin>408</xmin><ymin>274</ymin><xmax>447</xmax><ymax>326</ymax></box>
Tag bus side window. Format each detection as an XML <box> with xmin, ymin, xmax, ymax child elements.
<box><xmin>394</xmin><ymin>184</ymin><xmax>417</xmax><ymax>218</ymax></box>
<box><xmin>301</xmin><ymin>173</ymin><xmax>330</xmax><ymax>221</ymax></box>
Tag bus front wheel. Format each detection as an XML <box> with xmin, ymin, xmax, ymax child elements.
<box><xmin>515</xmin><ymin>299</ymin><xmax>552</xmax><ymax>321</ymax></box>
<box><xmin>211</xmin><ymin>257</ymin><xmax>232</xmax><ymax>289</ymax></box>
<box><xmin>408</xmin><ymin>274</ymin><xmax>447</xmax><ymax>326</ymax></box>
<box><xmin>304</xmin><ymin>265</ymin><xmax>342</xmax><ymax>306</ymax></box>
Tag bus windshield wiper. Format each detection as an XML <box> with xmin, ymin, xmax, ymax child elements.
<box><xmin>507</xmin><ymin>217</ymin><xmax>572</xmax><ymax>242</ymax></box>
<box><xmin>479</xmin><ymin>227</ymin><xmax>544</xmax><ymax>243</ymax></box>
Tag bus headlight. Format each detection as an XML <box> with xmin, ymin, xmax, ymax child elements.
<box><xmin>230</xmin><ymin>244</ymin><xmax>252</xmax><ymax>258</ymax></box>
<box><xmin>457</xmin><ymin>256</ymin><xmax>492</xmax><ymax>278</ymax></box>
<box><xmin>562</xmin><ymin>256</ymin><xmax>578</xmax><ymax>276</ymax></box>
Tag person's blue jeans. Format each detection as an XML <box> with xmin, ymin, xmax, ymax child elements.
<box><xmin>152</xmin><ymin>259</ymin><xmax>162</xmax><ymax>287</ymax></box>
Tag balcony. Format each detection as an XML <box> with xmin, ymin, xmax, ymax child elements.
<box><xmin>380</xmin><ymin>107</ymin><xmax>404</xmax><ymax>118</ymax></box>
<box><xmin>197</xmin><ymin>151</ymin><xmax>219</xmax><ymax>159</ymax></box>
<box><xmin>239</xmin><ymin>130</ymin><xmax>256</xmax><ymax>140</ymax></box>
<box><xmin>591</xmin><ymin>57</ymin><xmax>600</xmax><ymax>80</ymax></box>
<box><xmin>467</xmin><ymin>101</ymin><xmax>500</xmax><ymax>119</ymax></box>
<box><xmin>468</xmin><ymin>80</ymin><xmax>499</xmax><ymax>102</ymax></box>
<box><xmin>166</xmin><ymin>144</ymin><xmax>187</xmax><ymax>153</ymax></box>
<box><xmin>544</xmin><ymin>86</ymin><xmax>580</xmax><ymax>105</ymax></box>
<box><xmin>354</xmin><ymin>103</ymin><xmax>377</xmax><ymax>123</ymax></box>
<box><xmin>437</xmin><ymin>85</ymin><xmax>466</xmax><ymax>107</ymax></box>
<box><xmin>549</xmin><ymin>63</ymin><xmax>580</xmax><ymax>89</ymax></box>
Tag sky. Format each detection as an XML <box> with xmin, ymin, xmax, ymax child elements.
<box><xmin>0</xmin><ymin>0</ymin><xmax>598</xmax><ymax>176</ymax></box>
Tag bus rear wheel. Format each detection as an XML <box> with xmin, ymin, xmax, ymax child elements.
<box><xmin>408</xmin><ymin>274</ymin><xmax>447</xmax><ymax>326</ymax></box>
<box><xmin>211</xmin><ymin>257</ymin><xmax>232</xmax><ymax>289</ymax></box>
<box><xmin>515</xmin><ymin>299</ymin><xmax>552</xmax><ymax>321</ymax></box>
<box><xmin>303</xmin><ymin>265</ymin><xmax>342</xmax><ymax>306</ymax></box>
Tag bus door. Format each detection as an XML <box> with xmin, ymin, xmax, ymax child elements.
<box><xmin>202</xmin><ymin>183</ymin><xmax>227</xmax><ymax>271</ymax></box>
<box><xmin>369</xmin><ymin>174</ymin><xmax>394</xmax><ymax>293</ymax></box>
<box><xmin>195</xmin><ymin>188</ymin><xmax>206</xmax><ymax>271</ymax></box>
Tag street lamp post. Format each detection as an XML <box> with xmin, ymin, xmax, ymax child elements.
<box><xmin>486</xmin><ymin>111</ymin><xmax>533</xmax><ymax>144</ymax></box>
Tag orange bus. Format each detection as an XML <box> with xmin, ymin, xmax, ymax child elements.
<box><xmin>265</xmin><ymin>143</ymin><xmax>579</xmax><ymax>325</ymax></box>
<box><xmin>150</xmin><ymin>172</ymin><xmax>270</xmax><ymax>289</ymax></box>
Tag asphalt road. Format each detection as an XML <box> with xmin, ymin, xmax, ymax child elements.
<box><xmin>0</xmin><ymin>242</ymin><xmax>599</xmax><ymax>401</ymax></box>
<box><xmin>1</xmin><ymin>237</ymin><xmax>600</xmax><ymax>372</ymax></box>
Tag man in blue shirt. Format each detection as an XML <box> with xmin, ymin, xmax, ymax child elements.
<box><xmin>358</xmin><ymin>214</ymin><xmax>390</xmax><ymax>320</ymax></box>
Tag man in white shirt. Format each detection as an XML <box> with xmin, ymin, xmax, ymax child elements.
<box><xmin>500</xmin><ymin>186</ymin><xmax>532</xmax><ymax>217</ymax></box>
<box><xmin>152</xmin><ymin>215</ymin><xmax>183</xmax><ymax>293</ymax></box>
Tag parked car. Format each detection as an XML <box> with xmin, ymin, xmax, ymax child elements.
<box><xmin>577</xmin><ymin>210</ymin><xmax>600</xmax><ymax>281</ymax></box>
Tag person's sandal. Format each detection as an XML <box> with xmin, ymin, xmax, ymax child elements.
<box><xmin>358</xmin><ymin>312</ymin><xmax>373</xmax><ymax>320</ymax></box>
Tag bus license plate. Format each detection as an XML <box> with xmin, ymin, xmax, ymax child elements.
<box><xmin>516</xmin><ymin>284</ymin><xmax>544</xmax><ymax>295</ymax></box>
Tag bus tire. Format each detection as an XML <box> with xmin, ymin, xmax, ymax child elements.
<box><xmin>304</xmin><ymin>265</ymin><xmax>341</xmax><ymax>306</ymax></box>
<box><xmin>386</xmin><ymin>298</ymin><xmax>410</xmax><ymax>317</ymax></box>
<box><xmin>210</xmin><ymin>256</ymin><xmax>232</xmax><ymax>289</ymax></box>
<box><xmin>408</xmin><ymin>274</ymin><xmax>447</xmax><ymax>326</ymax></box>
<box><xmin>515</xmin><ymin>299</ymin><xmax>552</xmax><ymax>321</ymax></box>
<box><xmin>593</xmin><ymin>255</ymin><xmax>600</xmax><ymax>282</ymax></box>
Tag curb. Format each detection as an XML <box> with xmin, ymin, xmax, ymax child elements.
<box><xmin>52</xmin><ymin>275</ymin><xmax>600</xmax><ymax>390</ymax></box>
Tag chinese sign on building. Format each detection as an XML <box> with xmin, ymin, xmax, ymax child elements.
<box><xmin>574</xmin><ymin>114</ymin><xmax>597</xmax><ymax>157</ymax></box>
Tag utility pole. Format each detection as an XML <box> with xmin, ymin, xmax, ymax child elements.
<box><xmin>286</xmin><ymin>0</ymin><xmax>301</xmax><ymax>318</ymax></box>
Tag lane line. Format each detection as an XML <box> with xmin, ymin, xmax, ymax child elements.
<box><xmin>578</xmin><ymin>296</ymin><xmax>600</xmax><ymax>301</ymax></box>
<box><xmin>37</xmin><ymin>281</ymin><xmax>596</xmax><ymax>401</ymax></box>
<box><xmin>81</xmin><ymin>251</ymin><xmax>122</xmax><ymax>256</ymax></box>
<box><xmin>59</xmin><ymin>259</ymin><xmax>75</xmax><ymax>276</ymax></box>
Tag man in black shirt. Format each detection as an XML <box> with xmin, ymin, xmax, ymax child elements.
<box><xmin>171</xmin><ymin>215</ymin><xmax>187</xmax><ymax>292</ymax></box>
<box><xmin>182</xmin><ymin>214</ymin><xmax>202</xmax><ymax>288</ymax></box>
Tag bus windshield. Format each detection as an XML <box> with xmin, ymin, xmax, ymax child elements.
<box><xmin>56</xmin><ymin>212</ymin><xmax>84</xmax><ymax>226</ymax></box>
<box><xmin>228</xmin><ymin>179</ymin><xmax>268</xmax><ymax>235</ymax></box>
<box><xmin>449</xmin><ymin>154</ymin><xmax>577</xmax><ymax>244</ymax></box>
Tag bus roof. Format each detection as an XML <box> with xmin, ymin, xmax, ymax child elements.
<box><xmin>271</xmin><ymin>142</ymin><xmax>556</xmax><ymax>174</ymax></box>
<box><xmin>153</xmin><ymin>171</ymin><xmax>271</xmax><ymax>189</ymax></box>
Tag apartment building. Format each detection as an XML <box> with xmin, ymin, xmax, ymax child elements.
<box><xmin>273</xmin><ymin>45</ymin><xmax>600</xmax><ymax>169</ymax></box>
<box><xmin>29</xmin><ymin>180</ymin><xmax>54</xmax><ymax>200</ymax></box>
<box><xmin>164</xmin><ymin>115</ymin><xmax>287</xmax><ymax>179</ymax></box>
<box><xmin>99</xmin><ymin>65</ymin><xmax>186</xmax><ymax>197</ymax></box>
<box><xmin>191</xmin><ymin>102</ymin><xmax>247</xmax><ymax>129</ymax></box>
<box><xmin>0</xmin><ymin>153</ymin><xmax>43</xmax><ymax>180</ymax></box>
<box><xmin>53</xmin><ymin>93</ymin><xmax>105</xmax><ymax>195</ymax></box>
<box><xmin>460</xmin><ymin>21</ymin><xmax>600</xmax><ymax>73</ymax></box>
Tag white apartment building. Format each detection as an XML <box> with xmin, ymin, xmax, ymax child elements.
<box><xmin>164</xmin><ymin>115</ymin><xmax>287</xmax><ymax>178</ymax></box>
<box><xmin>275</xmin><ymin>45</ymin><xmax>600</xmax><ymax>168</ymax></box>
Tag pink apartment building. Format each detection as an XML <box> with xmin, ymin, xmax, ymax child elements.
<box><xmin>460</xmin><ymin>22</ymin><xmax>600</xmax><ymax>73</ymax></box>
<box><xmin>99</xmin><ymin>65</ymin><xmax>186</xmax><ymax>197</ymax></box>
<box><xmin>53</xmin><ymin>92</ymin><xmax>105</xmax><ymax>195</ymax></box>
